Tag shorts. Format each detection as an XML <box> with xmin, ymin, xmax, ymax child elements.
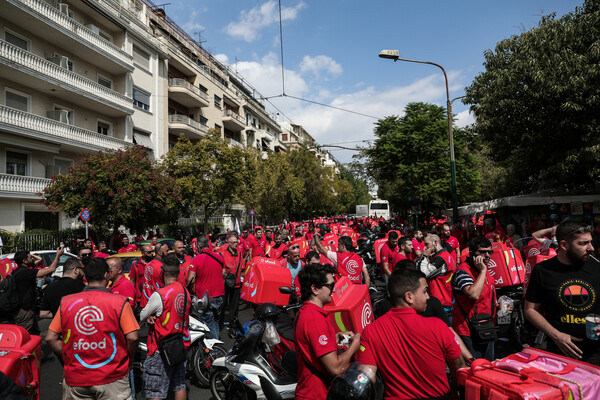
<box><xmin>143</xmin><ymin>351</ymin><xmax>187</xmax><ymax>399</ymax></box>
<box><xmin>64</xmin><ymin>375</ymin><xmax>131</xmax><ymax>400</ymax></box>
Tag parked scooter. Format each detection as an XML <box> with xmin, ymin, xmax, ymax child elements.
<box><xmin>210</xmin><ymin>300</ymin><xmax>300</xmax><ymax>400</ymax></box>
<box><xmin>133</xmin><ymin>292</ymin><xmax>227</xmax><ymax>389</ymax></box>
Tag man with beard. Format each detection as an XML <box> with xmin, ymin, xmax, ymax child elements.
<box><xmin>129</xmin><ymin>245</ymin><xmax>154</xmax><ymax>307</ymax></box>
<box><xmin>380</xmin><ymin>231</ymin><xmax>399</xmax><ymax>281</ymax></box>
<box><xmin>269</xmin><ymin>232</ymin><xmax>288</xmax><ymax>260</ymax></box>
<box><xmin>411</xmin><ymin>229</ymin><xmax>425</xmax><ymax>260</ymax></box>
<box><xmin>77</xmin><ymin>246</ymin><xmax>94</xmax><ymax>269</ymax></box>
<box><xmin>251</xmin><ymin>227</ymin><xmax>268</xmax><ymax>258</ymax></box>
<box><xmin>525</xmin><ymin>221</ymin><xmax>600</xmax><ymax>365</ymax></box>
<box><xmin>441</xmin><ymin>223</ymin><xmax>461</xmax><ymax>263</ymax></box>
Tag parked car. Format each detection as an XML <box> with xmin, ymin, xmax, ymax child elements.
<box><xmin>0</xmin><ymin>250</ymin><xmax>77</xmax><ymax>278</ymax></box>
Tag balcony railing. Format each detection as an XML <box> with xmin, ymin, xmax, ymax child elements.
<box><xmin>168</xmin><ymin>115</ymin><xmax>208</xmax><ymax>134</ymax></box>
<box><xmin>0</xmin><ymin>41</ymin><xmax>134</xmax><ymax>114</ymax></box>
<box><xmin>226</xmin><ymin>137</ymin><xmax>244</xmax><ymax>147</ymax></box>
<box><xmin>8</xmin><ymin>0</ymin><xmax>133</xmax><ymax>69</ymax></box>
<box><xmin>0</xmin><ymin>105</ymin><xmax>130</xmax><ymax>151</ymax></box>
<box><xmin>222</xmin><ymin>109</ymin><xmax>244</xmax><ymax>124</ymax></box>
<box><xmin>0</xmin><ymin>173</ymin><xmax>50</xmax><ymax>195</ymax></box>
<box><xmin>168</xmin><ymin>78</ymin><xmax>209</xmax><ymax>102</ymax></box>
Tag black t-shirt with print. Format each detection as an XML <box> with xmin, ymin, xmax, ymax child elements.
<box><xmin>526</xmin><ymin>255</ymin><xmax>600</xmax><ymax>362</ymax></box>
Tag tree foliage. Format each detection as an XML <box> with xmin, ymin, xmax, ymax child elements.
<box><xmin>163</xmin><ymin>131</ymin><xmax>251</xmax><ymax>233</ymax></box>
<box><xmin>42</xmin><ymin>145</ymin><xmax>181</xmax><ymax>236</ymax></box>
<box><xmin>465</xmin><ymin>1</ymin><xmax>600</xmax><ymax>193</ymax></box>
<box><xmin>358</xmin><ymin>102</ymin><xmax>481</xmax><ymax>213</ymax></box>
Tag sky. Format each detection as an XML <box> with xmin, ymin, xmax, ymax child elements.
<box><xmin>163</xmin><ymin>0</ymin><xmax>583</xmax><ymax>163</ymax></box>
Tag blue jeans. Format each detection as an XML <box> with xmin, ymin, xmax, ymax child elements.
<box><xmin>128</xmin><ymin>367</ymin><xmax>135</xmax><ymax>399</ymax></box>
<box><xmin>460</xmin><ymin>334</ymin><xmax>495</xmax><ymax>361</ymax></box>
<box><xmin>202</xmin><ymin>296</ymin><xmax>223</xmax><ymax>339</ymax></box>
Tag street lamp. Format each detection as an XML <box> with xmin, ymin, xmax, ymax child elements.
<box><xmin>379</xmin><ymin>49</ymin><xmax>460</xmax><ymax>220</ymax></box>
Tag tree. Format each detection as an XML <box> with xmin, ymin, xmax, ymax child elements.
<box><xmin>163</xmin><ymin>131</ymin><xmax>251</xmax><ymax>233</ymax></box>
<box><xmin>42</xmin><ymin>146</ymin><xmax>181</xmax><ymax>243</ymax></box>
<box><xmin>338</xmin><ymin>164</ymin><xmax>372</xmax><ymax>212</ymax></box>
<box><xmin>465</xmin><ymin>1</ymin><xmax>600</xmax><ymax>193</ymax></box>
<box><xmin>358</xmin><ymin>102</ymin><xmax>481</xmax><ymax>213</ymax></box>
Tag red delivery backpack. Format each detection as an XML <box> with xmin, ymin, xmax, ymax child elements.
<box><xmin>373</xmin><ymin>238</ymin><xmax>387</xmax><ymax>264</ymax></box>
<box><xmin>523</xmin><ymin>250</ymin><xmax>557</xmax><ymax>296</ymax></box>
<box><xmin>458</xmin><ymin>358</ymin><xmax>572</xmax><ymax>400</ymax></box>
<box><xmin>0</xmin><ymin>324</ymin><xmax>41</xmax><ymax>400</ymax></box>
<box><xmin>495</xmin><ymin>347</ymin><xmax>600</xmax><ymax>400</ymax></box>
<box><xmin>487</xmin><ymin>242</ymin><xmax>526</xmax><ymax>287</ymax></box>
<box><xmin>240</xmin><ymin>257</ymin><xmax>291</xmax><ymax>306</ymax></box>
<box><xmin>324</xmin><ymin>277</ymin><xmax>373</xmax><ymax>334</ymax></box>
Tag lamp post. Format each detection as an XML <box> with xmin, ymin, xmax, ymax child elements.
<box><xmin>379</xmin><ymin>49</ymin><xmax>461</xmax><ymax>220</ymax></box>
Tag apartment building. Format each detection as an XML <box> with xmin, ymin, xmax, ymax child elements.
<box><xmin>0</xmin><ymin>0</ymin><xmax>167</xmax><ymax>232</ymax></box>
<box><xmin>279</xmin><ymin>120</ymin><xmax>340</xmax><ymax>172</ymax></box>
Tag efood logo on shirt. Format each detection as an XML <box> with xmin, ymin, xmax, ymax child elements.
<box><xmin>346</xmin><ymin>259</ymin><xmax>359</xmax><ymax>275</ymax></box>
<box><xmin>75</xmin><ymin>306</ymin><xmax>104</xmax><ymax>335</ymax></box>
<box><xmin>175</xmin><ymin>293</ymin><xmax>186</xmax><ymax>317</ymax></box>
<box><xmin>318</xmin><ymin>335</ymin><xmax>328</xmax><ymax>345</ymax></box>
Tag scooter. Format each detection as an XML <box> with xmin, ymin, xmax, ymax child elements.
<box><xmin>133</xmin><ymin>292</ymin><xmax>227</xmax><ymax>388</ymax></box>
<box><xmin>210</xmin><ymin>300</ymin><xmax>300</xmax><ymax>400</ymax></box>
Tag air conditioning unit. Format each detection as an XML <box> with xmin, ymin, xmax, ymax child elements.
<box><xmin>85</xmin><ymin>24</ymin><xmax>100</xmax><ymax>35</ymax></box>
<box><xmin>47</xmin><ymin>110</ymin><xmax>69</xmax><ymax>124</ymax></box>
<box><xmin>59</xmin><ymin>3</ymin><xmax>69</xmax><ymax>15</ymax></box>
<box><xmin>47</xmin><ymin>55</ymin><xmax>69</xmax><ymax>69</ymax></box>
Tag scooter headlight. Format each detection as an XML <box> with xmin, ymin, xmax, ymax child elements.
<box><xmin>189</xmin><ymin>322</ymin><xmax>203</xmax><ymax>331</ymax></box>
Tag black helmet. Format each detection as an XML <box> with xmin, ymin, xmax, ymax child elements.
<box><xmin>327</xmin><ymin>363</ymin><xmax>383</xmax><ymax>400</ymax></box>
<box><xmin>255</xmin><ymin>303</ymin><xmax>280</xmax><ymax>320</ymax></box>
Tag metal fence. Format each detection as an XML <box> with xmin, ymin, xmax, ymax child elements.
<box><xmin>2</xmin><ymin>232</ymin><xmax>79</xmax><ymax>253</ymax></box>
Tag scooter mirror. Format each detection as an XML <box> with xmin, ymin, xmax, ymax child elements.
<box><xmin>279</xmin><ymin>286</ymin><xmax>293</xmax><ymax>294</ymax></box>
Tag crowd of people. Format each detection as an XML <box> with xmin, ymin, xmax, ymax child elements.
<box><xmin>0</xmin><ymin>213</ymin><xmax>599</xmax><ymax>400</ymax></box>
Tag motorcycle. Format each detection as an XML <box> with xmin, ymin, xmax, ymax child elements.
<box><xmin>210</xmin><ymin>300</ymin><xmax>300</xmax><ymax>400</ymax></box>
<box><xmin>357</xmin><ymin>231</ymin><xmax>379</xmax><ymax>283</ymax></box>
<box><xmin>133</xmin><ymin>292</ymin><xmax>227</xmax><ymax>389</ymax></box>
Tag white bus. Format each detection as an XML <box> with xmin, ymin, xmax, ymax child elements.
<box><xmin>369</xmin><ymin>200</ymin><xmax>390</xmax><ymax>220</ymax></box>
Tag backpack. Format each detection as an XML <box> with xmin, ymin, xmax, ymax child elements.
<box><xmin>0</xmin><ymin>269</ymin><xmax>23</xmax><ymax>317</ymax></box>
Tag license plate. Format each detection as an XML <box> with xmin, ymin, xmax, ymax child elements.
<box><xmin>497</xmin><ymin>314</ymin><xmax>511</xmax><ymax>325</ymax></box>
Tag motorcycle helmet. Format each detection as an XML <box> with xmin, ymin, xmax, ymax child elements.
<box><xmin>191</xmin><ymin>291</ymin><xmax>211</xmax><ymax>314</ymax></box>
<box><xmin>327</xmin><ymin>363</ymin><xmax>383</xmax><ymax>400</ymax></box>
<box><xmin>255</xmin><ymin>302</ymin><xmax>280</xmax><ymax>320</ymax></box>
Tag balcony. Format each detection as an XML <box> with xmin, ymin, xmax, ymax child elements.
<box><xmin>221</xmin><ymin>109</ymin><xmax>245</xmax><ymax>132</ymax></box>
<box><xmin>168</xmin><ymin>79</ymin><xmax>209</xmax><ymax>108</ymax></box>
<box><xmin>4</xmin><ymin>0</ymin><xmax>133</xmax><ymax>74</ymax></box>
<box><xmin>227</xmin><ymin>137</ymin><xmax>244</xmax><ymax>148</ymax></box>
<box><xmin>0</xmin><ymin>40</ymin><xmax>134</xmax><ymax>116</ymax></box>
<box><xmin>168</xmin><ymin>115</ymin><xmax>207</xmax><ymax>139</ymax></box>
<box><xmin>0</xmin><ymin>173</ymin><xmax>50</xmax><ymax>199</ymax></box>
<box><xmin>0</xmin><ymin>105</ymin><xmax>131</xmax><ymax>152</ymax></box>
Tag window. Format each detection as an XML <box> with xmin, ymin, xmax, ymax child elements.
<box><xmin>199</xmin><ymin>116</ymin><xmax>208</xmax><ymax>126</ymax></box>
<box><xmin>4</xmin><ymin>29</ymin><xmax>29</xmax><ymax>51</ymax></box>
<box><xmin>214</xmin><ymin>124</ymin><xmax>222</xmax><ymax>133</ymax></box>
<box><xmin>97</xmin><ymin>74</ymin><xmax>112</xmax><ymax>89</ymax></box>
<box><xmin>6</xmin><ymin>151</ymin><xmax>28</xmax><ymax>175</ymax></box>
<box><xmin>54</xmin><ymin>158</ymin><xmax>73</xmax><ymax>174</ymax></box>
<box><xmin>5</xmin><ymin>89</ymin><xmax>30</xmax><ymax>112</ymax></box>
<box><xmin>199</xmin><ymin>84</ymin><xmax>208</xmax><ymax>94</ymax></box>
<box><xmin>132</xmin><ymin>44</ymin><xmax>150</xmax><ymax>70</ymax></box>
<box><xmin>133</xmin><ymin>87</ymin><xmax>150</xmax><ymax>111</ymax></box>
<box><xmin>214</xmin><ymin>95</ymin><xmax>221</xmax><ymax>108</ymax></box>
<box><xmin>97</xmin><ymin>120</ymin><xmax>111</xmax><ymax>135</ymax></box>
<box><xmin>282</xmin><ymin>133</ymin><xmax>288</xmax><ymax>141</ymax></box>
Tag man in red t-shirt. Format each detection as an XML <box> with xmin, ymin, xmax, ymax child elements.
<box><xmin>314</xmin><ymin>234</ymin><xmax>370</xmax><ymax>286</ymax></box>
<box><xmin>380</xmin><ymin>231</ymin><xmax>399</xmax><ymax>279</ymax></box>
<box><xmin>391</xmin><ymin>237</ymin><xmax>413</xmax><ymax>272</ymax></box>
<box><xmin>118</xmin><ymin>236</ymin><xmax>137</xmax><ymax>253</ymax></box>
<box><xmin>129</xmin><ymin>245</ymin><xmax>154</xmax><ymax>307</ymax></box>
<box><xmin>411</xmin><ymin>229</ymin><xmax>424</xmax><ymax>260</ymax></box>
<box><xmin>441</xmin><ymin>223</ymin><xmax>461</xmax><ymax>262</ymax></box>
<box><xmin>356</xmin><ymin>268</ymin><xmax>462</xmax><ymax>400</ymax></box>
<box><xmin>188</xmin><ymin>237</ymin><xmax>225</xmax><ymax>339</ymax></box>
<box><xmin>221</xmin><ymin>234</ymin><xmax>244</xmax><ymax>328</ymax></box>
<box><xmin>107</xmin><ymin>257</ymin><xmax>135</xmax><ymax>307</ymax></box>
<box><xmin>268</xmin><ymin>232</ymin><xmax>288</xmax><ymax>260</ymax></box>
<box><xmin>251</xmin><ymin>227</ymin><xmax>268</xmax><ymax>258</ymax></box>
<box><xmin>295</xmin><ymin>264</ymin><xmax>361</xmax><ymax>400</ymax></box>
<box><xmin>173</xmin><ymin>240</ymin><xmax>193</xmax><ymax>289</ymax></box>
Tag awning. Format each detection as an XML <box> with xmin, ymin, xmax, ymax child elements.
<box><xmin>133</xmin><ymin>132</ymin><xmax>155</xmax><ymax>158</ymax></box>
<box><xmin>451</xmin><ymin>194</ymin><xmax>600</xmax><ymax>217</ymax></box>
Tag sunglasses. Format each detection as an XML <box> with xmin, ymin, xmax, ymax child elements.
<box><xmin>289</xmin><ymin>245</ymin><xmax>300</xmax><ymax>250</ymax></box>
<box><xmin>567</xmin><ymin>225</ymin><xmax>593</xmax><ymax>236</ymax></box>
<box><xmin>321</xmin><ymin>282</ymin><xmax>335</xmax><ymax>292</ymax></box>
<box><xmin>477</xmin><ymin>249</ymin><xmax>494</xmax><ymax>255</ymax></box>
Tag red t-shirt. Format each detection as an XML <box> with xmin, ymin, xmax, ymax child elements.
<box><xmin>176</xmin><ymin>255</ymin><xmax>193</xmax><ymax>288</ymax></box>
<box><xmin>390</xmin><ymin>253</ymin><xmax>408</xmax><ymax>271</ymax></box>
<box><xmin>269</xmin><ymin>243</ymin><xmax>288</xmax><ymax>260</ymax></box>
<box><xmin>221</xmin><ymin>248</ymin><xmax>244</xmax><ymax>288</ymax></box>
<box><xmin>295</xmin><ymin>302</ymin><xmax>338</xmax><ymax>400</ymax></box>
<box><xmin>109</xmin><ymin>275</ymin><xmax>135</xmax><ymax>306</ymax></box>
<box><xmin>191</xmin><ymin>250</ymin><xmax>225</xmax><ymax>298</ymax></box>
<box><xmin>356</xmin><ymin>307</ymin><xmax>461</xmax><ymax>400</ymax></box>
<box><xmin>380</xmin><ymin>242</ymin><xmax>399</xmax><ymax>273</ymax></box>
<box><xmin>118</xmin><ymin>244</ymin><xmax>138</xmax><ymax>253</ymax></box>
<box><xmin>251</xmin><ymin>236</ymin><xmax>268</xmax><ymax>258</ymax></box>
<box><xmin>411</xmin><ymin>239</ymin><xmax>424</xmax><ymax>260</ymax></box>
